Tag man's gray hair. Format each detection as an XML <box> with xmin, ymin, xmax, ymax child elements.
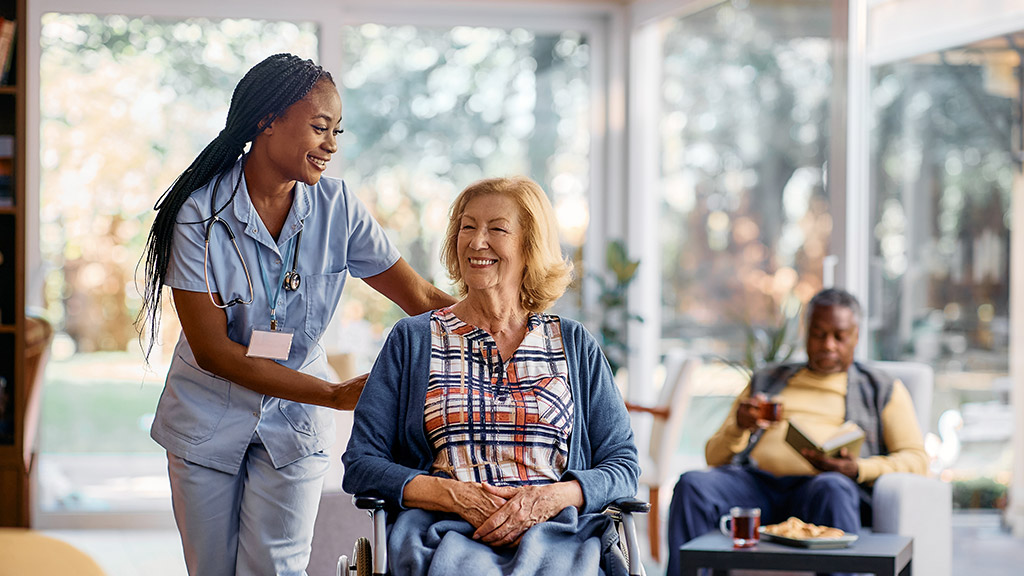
<box><xmin>806</xmin><ymin>288</ymin><xmax>862</xmax><ymax>322</ymax></box>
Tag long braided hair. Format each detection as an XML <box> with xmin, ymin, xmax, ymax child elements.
<box><xmin>137</xmin><ymin>53</ymin><xmax>334</xmax><ymax>362</ymax></box>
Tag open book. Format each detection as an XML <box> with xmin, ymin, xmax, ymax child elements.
<box><xmin>785</xmin><ymin>420</ymin><xmax>864</xmax><ymax>459</ymax></box>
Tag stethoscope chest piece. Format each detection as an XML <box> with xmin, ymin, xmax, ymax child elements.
<box><xmin>282</xmin><ymin>225</ymin><xmax>303</xmax><ymax>292</ymax></box>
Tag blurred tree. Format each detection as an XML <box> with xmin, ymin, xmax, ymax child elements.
<box><xmin>870</xmin><ymin>56</ymin><xmax>1014</xmax><ymax>370</ymax></box>
<box><xmin>40</xmin><ymin>16</ymin><xmax>593</xmax><ymax>366</ymax></box>
<box><xmin>658</xmin><ymin>0</ymin><xmax>831</xmax><ymax>357</ymax></box>
<box><xmin>336</xmin><ymin>24</ymin><xmax>591</xmax><ymax>346</ymax></box>
<box><xmin>40</xmin><ymin>14</ymin><xmax>317</xmax><ymax>357</ymax></box>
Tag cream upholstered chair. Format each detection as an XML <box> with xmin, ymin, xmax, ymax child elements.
<box><xmin>864</xmin><ymin>360</ymin><xmax>952</xmax><ymax>576</ymax></box>
<box><xmin>0</xmin><ymin>528</ymin><xmax>106</xmax><ymax>576</ymax></box>
<box><xmin>625</xmin><ymin>350</ymin><xmax>701</xmax><ymax>561</ymax></box>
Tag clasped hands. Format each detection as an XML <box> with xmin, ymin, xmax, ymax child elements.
<box><xmin>453</xmin><ymin>480</ymin><xmax>583</xmax><ymax>548</ymax></box>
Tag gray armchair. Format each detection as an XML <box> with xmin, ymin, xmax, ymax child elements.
<box><xmin>864</xmin><ymin>360</ymin><xmax>952</xmax><ymax>576</ymax></box>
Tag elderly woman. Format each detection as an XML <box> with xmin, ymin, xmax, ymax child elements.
<box><xmin>342</xmin><ymin>176</ymin><xmax>639</xmax><ymax>575</ymax></box>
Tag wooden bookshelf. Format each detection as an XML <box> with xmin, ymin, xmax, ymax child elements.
<box><xmin>0</xmin><ymin>0</ymin><xmax>29</xmax><ymax>528</ymax></box>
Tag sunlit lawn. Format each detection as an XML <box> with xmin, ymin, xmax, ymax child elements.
<box><xmin>40</xmin><ymin>351</ymin><xmax>167</xmax><ymax>454</ymax></box>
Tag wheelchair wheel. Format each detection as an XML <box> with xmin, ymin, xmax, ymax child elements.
<box><xmin>353</xmin><ymin>536</ymin><xmax>373</xmax><ymax>576</ymax></box>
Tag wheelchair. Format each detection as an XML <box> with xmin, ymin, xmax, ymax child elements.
<box><xmin>337</xmin><ymin>495</ymin><xmax>651</xmax><ymax>576</ymax></box>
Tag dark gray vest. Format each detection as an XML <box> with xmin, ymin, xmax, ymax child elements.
<box><xmin>750</xmin><ymin>361</ymin><xmax>896</xmax><ymax>457</ymax></box>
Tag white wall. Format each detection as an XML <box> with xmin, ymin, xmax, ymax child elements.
<box><xmin>868</xmin><ymin>0</ymin><xmax>1024</xmax><ymax>64</ymax></box>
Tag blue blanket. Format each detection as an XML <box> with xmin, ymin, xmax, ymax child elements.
<box><xmin>388</xmin><ymin>507</ymin><xmax>628</xmax><ymax>576</ymax></box>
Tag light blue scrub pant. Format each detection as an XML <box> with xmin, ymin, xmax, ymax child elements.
<box><xmin>167</xmin><ymin>437</ymin><xmax>329</xmax><ymax>576</ymax></box>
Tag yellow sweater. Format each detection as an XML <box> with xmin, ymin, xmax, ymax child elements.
<box><xmin>704</xmin><ymin>369</ymin><xmax>929</xmax><ymax>484</ymax></box>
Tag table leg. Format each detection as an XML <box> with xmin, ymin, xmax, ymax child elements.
<box><xmin>899</xmin><ymin>558</ymin><xmax>912</xmax><ymax>576</ymax></box>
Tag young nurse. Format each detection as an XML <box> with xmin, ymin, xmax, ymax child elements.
<box><xmin>136</xmin><ymin>53</ymin><xmax>455</xmax><ymax>575</ymax></box>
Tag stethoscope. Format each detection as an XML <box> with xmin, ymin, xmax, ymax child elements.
<box><xmin>202</xmin><ymin>166</ymin><xmax>302</xmax><ymax>309</ymax></box>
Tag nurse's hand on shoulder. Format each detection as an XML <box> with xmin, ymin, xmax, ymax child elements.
<box><xmin>333</xmin><ymin>373</ymin><xmax>367</xmax><ymax>410</ymax></box>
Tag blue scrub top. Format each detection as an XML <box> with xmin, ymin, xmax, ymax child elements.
<box><xmin>151</xmin><ymin>156</ymin><xmax>400</xmax><ymax>474</ymax></box>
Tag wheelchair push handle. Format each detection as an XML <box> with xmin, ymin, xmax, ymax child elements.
<box><xmin>354</xmin><ymin>495</ymin><xmax>386</xmax><ymax>510</ymax></box>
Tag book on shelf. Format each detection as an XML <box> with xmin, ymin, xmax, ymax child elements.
<box><xmin>0</xmin><ymin>214</ymin><xmax>13</xmax><ymax>325</ymax></box>
<box><xmin>0</xmin><ymin>18</ymin><xmax>14</xmax><ymax>86</ymax></box>
<box><xmin>0</xmin><ymin>135</ymin><xmax>11</xmax><ymax>207</ymax></box>
<box><xmin>785</xmin><ymin>419</ymin><xmax>865</xmax><ymax>459</ymax></box>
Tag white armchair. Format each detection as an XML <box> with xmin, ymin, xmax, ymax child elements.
<box><xmin>864</xmin><ymin>360</ymin><xmax>952</xmax><ymax>576</ymax></box>
<box><xmin>625</xmin><ymin>350</ymin><xmax>702</xmax><ymax>561</ymax></box>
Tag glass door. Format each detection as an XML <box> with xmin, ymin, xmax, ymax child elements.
<box><xmin>868</xmin><ymin>32</ymin><xmax>1019</xmax><ymax>510</ymax></box>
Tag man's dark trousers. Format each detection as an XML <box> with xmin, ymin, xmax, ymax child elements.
<box><xmin>665</xmin><ymin>465</ymin><xmax>862</xmax><ymax>576</ymax></box>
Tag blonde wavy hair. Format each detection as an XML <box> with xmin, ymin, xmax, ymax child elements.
<box><xmin>441</xmin><ymin>177</ymin><xmax>574</xmax><ymax>313</ymax></box>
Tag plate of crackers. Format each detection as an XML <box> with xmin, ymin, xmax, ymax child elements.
<box><xmin>759</xmin><ymin>517</ymin><xmax>858</xmax><ymax>549</ymax></box>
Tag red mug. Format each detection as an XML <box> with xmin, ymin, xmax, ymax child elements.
<box><xmin>719</xmin><ymin>506</ymin><xmax>761</xmax><ymax>547</ymax></box>
<box><xmin>758</xmin><ymin>399</ymin><xmax>784</xmax><ymax>422</ymax></box>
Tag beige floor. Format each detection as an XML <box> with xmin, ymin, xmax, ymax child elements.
<box><xmin>43</xmin><ymin>528</ymin><xmax>186</xmax><ymax>576</ymax></box>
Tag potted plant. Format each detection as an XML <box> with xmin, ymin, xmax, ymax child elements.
<box><xmin>737</xmin><ymin>294</ymin><xmax>802</xmax><ymax>375</ymax></box>
<box><xmin>592</xmin><ymin>239</ymin><xmax>642</xmax><ymax>376</ymax></box>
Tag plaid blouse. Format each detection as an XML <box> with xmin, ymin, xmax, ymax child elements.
<box><xmin>424</xmin><ymin>307</ymin><xmax>574</xmax><ymax>486</ymax></box>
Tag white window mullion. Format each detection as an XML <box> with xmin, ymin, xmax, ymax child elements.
<box><xmin>846</xmin><ymin>0</ymin><xmax>871</xmax><ymax>358</ymax></box>
<box><xmin>626</xmin><ymin>19</ymin><xmax>662</xmax><ymax>404</ymax></box>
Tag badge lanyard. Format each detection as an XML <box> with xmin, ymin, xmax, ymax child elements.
<box><xmin>245</xmin><ymin>235</ymin><xmax>298</xmax><ymax>360</ymax></box>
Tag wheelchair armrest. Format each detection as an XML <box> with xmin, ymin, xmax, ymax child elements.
<box><xmin>607</xmin><ymin>497</ymin><xmax>651</xmax><ymax>514</ymax></box>
<box><xmin>351</xmin><ymin>495</ymin><xmax>389</xmax><ymax>575</ymax></box>
<box><xmin>353</xmin><ymin>495</ymin><xmax>386</xmax><ymax>510</ymax></box>
<box><xmin>606</xmin><ymin>498</ymin><xmax>649</xmax><ymax>576</ymax></box>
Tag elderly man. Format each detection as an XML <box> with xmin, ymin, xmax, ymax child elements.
<box><xmin>665</xmin><ymin>288</ymin><xmax>928</xmax><ymax>576</ymax></box>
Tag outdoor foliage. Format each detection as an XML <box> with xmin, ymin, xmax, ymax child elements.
<box><xmin>39</xmin><ymin>14</ymin><xmax>317</xmax><ymax>359</ymax></box>
<box><xmin>657</xmin><ymin>0</ymin><xmax>831</xmax><ymax>358</ymax></box>
<box><xmin>952</xmin><ymin>476</ymin><xmax>1008</xmax><ymax>510</ymax></box>
<box><xmin>39</xmin><ymin>17</ymin><xmax>591</xmax><ymax>365</ymax></box>
<box><xmin>870</xmin><ymin>53</ymin><xmax>1014</xmax><ymax>373</ymax></box>
<box><xmin>334</xmin><ymin>24</ymin><xmax>591</xmax><ymax>354</ymax></box>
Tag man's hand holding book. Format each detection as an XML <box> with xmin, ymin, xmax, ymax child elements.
<box><xmin>785</xmin><ymin>420</ymin><xmax>865</xmax><ymax>480</ymax></box>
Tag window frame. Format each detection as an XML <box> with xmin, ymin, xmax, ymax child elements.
<box><xmin>626</xmin><ymin>0</ymin><xmax>850</xmax><ymax>401</ymax></box>
<box><xmin>26</xmin><ymin>0</ymin><xmax>622</xmax><ymax>319</ymax></box>
<box><xmin>862</xmin><ymin>0</ymin><xmax>1024</xmax><ymax>536</ymax></box>
<box><xmin>26</xmin><ymin>0</ymin><xmax>624</xmax><ymax>527</ymax></box>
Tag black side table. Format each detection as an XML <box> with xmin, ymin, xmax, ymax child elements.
<box><xmin>679</xmin><ymin>531</ymin><xmax>913</xmax><ymax>576</ymax></box>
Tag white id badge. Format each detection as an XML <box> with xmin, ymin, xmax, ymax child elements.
<box><xmin>246</xmin><ymin>327</ymin><xmax>294</xmax><ymax>360</ymax></box>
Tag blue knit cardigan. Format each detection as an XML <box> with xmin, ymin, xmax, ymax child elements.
<box><xmin>342</xmin><ymin>312</ymin><xmax>640</xmax><ymax>515</ymax></box>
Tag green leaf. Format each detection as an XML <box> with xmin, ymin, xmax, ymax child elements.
<box><xmin>616</xmin><ymin>261</ymin><xmax>640</xmax><ymax>284</ymax></box>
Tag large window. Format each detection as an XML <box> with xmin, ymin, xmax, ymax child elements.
<box><xmin>657</xmin><ymin>0</ymin><xmax>834</xmax><ymax>358</ymax></box>
<box><xmin>38</xmin><ymin>13</ymin><xmax>318</xmax><ymax>515</ymax></box>
<box><xmin>35</xmin><ymin>10</ymin><xmax>597</xmax><ymax>518</ymax></box>
<box><xmin>328</xmin><ymin>23</ymin><xmax>592</xmax><ymax>369</ymax></box>
<box><xmin>869</xmin><ymin>33</ymin><xmax>1017</xmax><ymax>508</ymax></box>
